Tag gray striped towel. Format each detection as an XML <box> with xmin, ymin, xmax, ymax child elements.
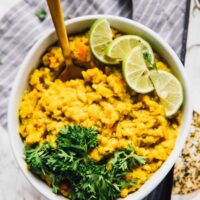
<box><xmin>0</xmin><ymin>0</ymin><xmax>186</xmax><ymax>199</ymax></box>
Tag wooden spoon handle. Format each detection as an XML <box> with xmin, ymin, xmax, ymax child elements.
<box><xmin>46</xmin><ymin>0</ymin><xmax>72</xmax><ymax>67</ymax></box>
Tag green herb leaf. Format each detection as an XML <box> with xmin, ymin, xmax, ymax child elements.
<box><xmin>152</xmin><ymin>63</ymin><xmax>158</xmax><ymax>70</ymax></box>
<box><xmin>35</xmin><ymin>9</ymin><xmax>47</xmax><ymax>22</ymax></box>
<box><xmin>56</xmin><ymin>125</ymin><xmax>99</xmax><ymax>155</ymax></box>
<box><xmin>25</xmin><ymin>125</ymin><xmax>145</xmax><ymax>200</ymax></box>
<box><xmin>143</xmin><ymin>52</ymin><xmax>158</xmax><ymax>71</ymax></box>
<box><xmin>143</xmin><ymin>52</ymin><xmax>152</xmax><ymax>64</ymax></box>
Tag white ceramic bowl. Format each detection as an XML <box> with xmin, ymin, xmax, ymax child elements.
<box><xmin>8</xmin><ymin>15</ymin><xmax>192</xmax><ymax>200</ymax></box>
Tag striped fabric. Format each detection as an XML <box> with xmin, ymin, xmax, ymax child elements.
<box><xmin>0</xmin><ymin>0</ymin><xmax>186</xmax><ymax>127</ymax></box>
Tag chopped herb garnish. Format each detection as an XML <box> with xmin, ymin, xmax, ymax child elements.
<box><xmin>25</xmin><ymin>125</ymin><xmax>145</xmax><ymax>200</ymax></box>
<box><xmin>143</xmin><ymin>52</ymin><xmax>152</xmax><ymax>64</ymax></box>
<box><xmin>143</xmin><ymin>52</ymin><xmax>158</xmax><ymax>71</ymax></box>
<box><xmin>35</xmin><ymin>8</ymin><xmax>47</xmax><ymax>22</ymax></box>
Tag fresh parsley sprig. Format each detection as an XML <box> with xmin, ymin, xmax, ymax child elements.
<box><xmin>35</xmin><ymin>8</ymin><xmax>47</xmax><ymax>22</ymax></box>
<box><xmin>25</xmin><ymin>125</ymin><xmax>145</xmax><ymax>200</ymax></box>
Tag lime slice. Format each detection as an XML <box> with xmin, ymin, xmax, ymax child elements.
<box><xmin>123</xmin><ymin>46</ymin><xmax>154</xmax><ymax>94</ymax></box>
<box><xmin>149</xmin><ymin>70</ymin><xmax>183</xmax><ymax>117</ymax></box>
<box><xmin>107</xmin><ymin>35</ymin><xmax>154</xmax><ymax>63</ymax></box>
<box><xmin>89</xmin><ymin>18</ymin><xmax>118</xmax><ymax>64</ymax></box>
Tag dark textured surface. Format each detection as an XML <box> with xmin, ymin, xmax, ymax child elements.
<box><xmin>143</xmin><ymin>168</ymin><xmax>174</xmax><ymax>200</ymax></box>
<box><xmin>181</xmin><ymin>0</ymin><xmax>191</xmax><ymax>64</ymax></box>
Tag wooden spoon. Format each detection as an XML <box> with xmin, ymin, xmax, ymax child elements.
<box><xmin>46</xmin><ymin>0</ymin><xmax>83</xmax><ymax>81</ymax></box>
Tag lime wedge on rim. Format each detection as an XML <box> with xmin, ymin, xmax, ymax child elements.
<box><xmin>107</xmin><ymin>35</ymin><xmax>154</xmax><ymax>63</ymax></box>
<box><xmin>89</xmin><ymin>18</ymin><xmax>118</xmax><ymax>64</ymax></box>
<box><xmin>123</xmin><ymin>46</ymin><xmax>154</xmax><ymax>94</ymax></box>
<box><xmin>149</xmin><ymin>70</ymin><xmax>183</xmax><ymax>117</ymax></box>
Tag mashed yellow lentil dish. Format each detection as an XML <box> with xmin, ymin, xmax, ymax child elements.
<box><xmin>19</xmin><ymin>32</ymin><xmax>181</xmax><ymax>198</ymax></box>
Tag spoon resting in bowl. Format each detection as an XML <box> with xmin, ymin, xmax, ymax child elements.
<box><xmin>46</xmin><ymin>0</ymin><xmax>83</xmax><ymax>80</ymax></box>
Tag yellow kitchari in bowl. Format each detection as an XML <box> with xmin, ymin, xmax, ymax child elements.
<box><xmin>18</xmin><ymin>19</ymin><xmax>182</xmax><ymax>200</ymax></box>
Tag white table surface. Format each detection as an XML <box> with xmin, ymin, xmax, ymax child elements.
<box><xmin>0</xmin><ymin>125</ymin><xmax>46</xmax><ymax>200</ymax></box>
<box><xmin>0</xmin><ymin>0</ymin><xmax>21</xmax><ymax>18</ymax></box>
<box><xmin>185</xmin><ymin>0</ymin><xmax>200</xmax><ymax>113</ymax></box>
<box><xmin>0</xmin><ymin>0</ymin><xmax>200</xmax><ymax>200</ymax></box>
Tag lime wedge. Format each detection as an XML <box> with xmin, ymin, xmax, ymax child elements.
<box><xmin>149</xmin><ymin>70</ymin><xmax>183</xmax><ymax>117</ymax></box>
<box><xmin>123</xmin><ymin>46</ymin><xmax>154</xmax><ymax>93</ymax></box>
<box><xmin>107</xmin><ymin>35</ymin><xmax>154</xmax><ymax>63</ymax></box>
<box><xmin>89</xmin><ymin>18</ymin><xmax>118</xmax><ymax>64</ymax></box>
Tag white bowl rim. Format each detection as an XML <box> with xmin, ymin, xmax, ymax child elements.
<box><xmin>7</xmin><ymin>14</ymin><xmax>192</xmax><ymax>200</ymax></box>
